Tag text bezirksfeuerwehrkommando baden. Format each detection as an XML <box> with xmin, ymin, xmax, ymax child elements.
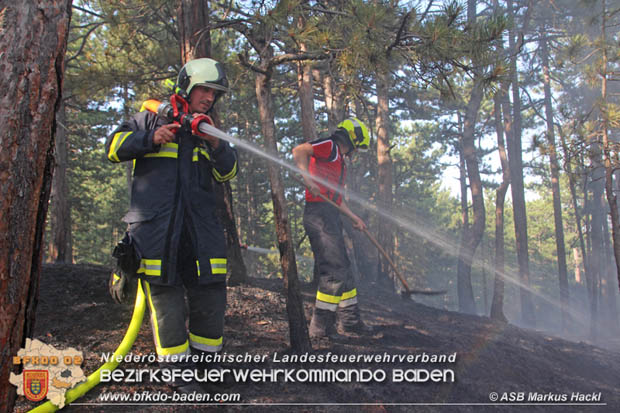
<box><xmin>100</xmin><ymin>367</ymin><xmax>455</xmax><ymax>384</ymax></box>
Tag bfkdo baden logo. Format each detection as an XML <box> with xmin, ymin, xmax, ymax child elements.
<box><xmin>23</xmin><ymin>370</ymin><xmax>49</xmax><ymax>402</ymax></box>
<box><xmin>10</xmin><ymin>339</ymin><xmax>86</xmax><ymax>408</ymax></box>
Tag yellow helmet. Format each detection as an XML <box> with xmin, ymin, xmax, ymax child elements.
<box><xmin>337</xmin><ymin>117</ymin><xmax>370</xmax><ymax>151</ymax></box>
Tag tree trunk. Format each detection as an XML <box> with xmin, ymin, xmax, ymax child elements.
<box><xmin>583</xmin><ymin>174</ymin><xmax>596</xmax><ymax>335</ymax></box>
<box><xmin>599</xmin><ymin>3</ymin><xmax>620</xmax><ymax>295</ymax></box>
<box><xmin>589</xmin><ymin>151</ymin><xmax>605</xmax><ymax>340</ymax></box>
<box><xmin>177</xmin><ymin>0</ymin><xmax>211</xmax><ymax>63</ymax></box>
<box><xmin>375</xmin><ymin>68</ymin><xmax>395</xmax><ymax>292</ymax></box>
<box><xmin>602</xmin><ymin>209</ymin><xmax>620</xmax><ymax>331</ymax></box>
<box><xmin>459</xmin><ymin>121</ymin><xmax>469</xmax><ymax>235</ymax></box>
<box><xmin>254</xmin><ymin>54</ymin><xmax>310</xmax><ymax>352</ymax></box>
<box><xmin>296</xmin><ymin>28</ymin><xmax>320</xmax><ymax>285</ymax></box>
<box><xmin>456</xmin><ymin>78</ymin><xmax>485</xmax><ymax>315</ymax></box>
<box><xmin>573</xmin><ymin>248</ymin><xmax>582</xmax><ymax>284</ymax></box>
<box><xmin>559</xmin><ymin>128</ymin><xmax>589</xmax><ymax>305</ymax></box>
<box><xmin>50</xmin><ymin>100</ymin><xmax>72</xmax><ymax>263</ymax></box>
<box><xmin>242</xmin><ymin>120</ymin><xmax>259</xmax><ymax>275</ymax></box>
<box><xmin>541</xmin><ymin>34</ymin><xmax>569</xmax><ymax>329</ymax></box>
<box><xmin>0</xmin><ymin>1</ymin><xmax>72</xmax><ymax>410</ymax></box>
<box><xmin>347</xmin><ymin>101</ymin><xmax>375</xmax><ymax>283</ymax></box>
<box><xmin>214</xmin><ymin>180</ymin><xmax>248</xmax><ymax>285</ymax></box>
<box><xmin>315</xmin><ymin>63</ymin><xmax>345</xmax><ymax>133</ymax></box>
<box><xmin>298</xmin><ymin>60</ymin><xmax>317</xmax><ymax>139</ymax></box>
<box><xmin>490</xmin><ymin>92</ymin><xmax>509</xmax><ymax>322</ymax></box>
<box><xmin>344</xmin><ymin>128</ymin><xmax>375</xmax><ymax>284</ymax></box>
<box><xmin>507</xmin><ymin>0</ymin><xmax>535</xmax><ymax>326</ymax></box>
<box><xmin>297</xmin><ymin>16</ymin><xmax>318</xmax><ymax>142</ymax></box>
<box><xmin>177</xmin><ymin>0</ymin><xmax>247</xmax><ymax>284</ymax></box>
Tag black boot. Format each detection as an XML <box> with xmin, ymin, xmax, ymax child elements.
<box><xmin>309</xmin><ymin>307</ymin><xmax>335</xmax><ymax>338</ymax></box>
<box><xmin>337</xmin><ymin>304</ymin><xmax>377</xmax><ymax>336</ymax></box>
<box><xmin>309</xmin><ymin>308</ymin><xmax>348</xmax><ymax>342</ymax></box>
<box><xmin>340</xmin><ymin>320</ymin><xmax>377</xmax><ymax>336</ymax></box>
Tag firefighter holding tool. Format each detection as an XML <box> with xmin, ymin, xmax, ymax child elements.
<box><xmin>292</xmin><ymin>118</ymin><xmax>376</xmax><ymax>341</ymax></box>
<box><xmin>105</xmin><ymin>58</ymin><xmax>237</xmax><ymax>393</ymax></box>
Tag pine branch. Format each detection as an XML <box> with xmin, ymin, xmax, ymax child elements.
<box><xmin>238</xmin><ymin>52</ymin><xmax>268</xmax><ymax>76</ymax></box>
<box><xmin>268</xmin><ymin>52</ymin><xmax>330</xmax><ymax>70</ymax></box>
<box><xmin>66</xmin><ymin>21</ymin><xmax>105</xmax><ymax>64</ymax></box>
<box><xmin>387</xmin><ymin>11</ymin><xmax>412</xmax><ymax>56</ymax></box>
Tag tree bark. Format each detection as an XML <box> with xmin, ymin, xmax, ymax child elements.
<box><xmin>50</xmin><ymin>100</ymin><xmax>72</xmax><ymax>263</ymax></box>
<box><xmin>254</xmin><ymin>48</ymin><xmax>310</xmax><ymax>351</ymax></box>
<box><xmin>589</xmin><ymin>150</ymin><xmax>605</xmax><ymax>339</ymax></box>
<box><xmin>214</xmin><ymin>179</ymin><xmax>248</xmax><ymax>285</ymax></box>
<box><xmin>315</xmin><ymin>63</ymin><xmax>345</xmax><ymax>133</ymax></box>
<box><xmin>490</xmin><ymin>92</ymin><xmax>509</xmax><ymax>322</ymax></box>
<box><xmin>599</xmin><ymin>2</ymin><xmax>620</xmax><ymax>295</ymax></box>
<box><xmin>241</xmin><ymin>119</ymin><xmax>259</xmax><ymax>272</ymax></box>
<box><xmin>459</xmin><ymin>121</ymin><xmax>469</xmax><ymax>236</ymax></box>
<box><xmin>456</xmin><ymin>77</ymin><xmax>485</xmax><ymax>315</ymax></box>
<box><xmin>602</xmin><ymin>207</ymin><xmax>620</xmax><ymax>331</ymax></box>
<box><xmin>507</xmin><ymin>0</ymin><xmax>535</xmax><ymax>326</ymax></box>
<box><xmin>375</xmin><ymin>68</ymin><xmax>395</xmax><ymax>292</ymax></box>
<box><xmin>296</xmin><ymin>15</ymin><xmax>318</xmax><ymax>142</ymax></box>
<box><xmin>541</xmin><ymin>34</ymin><xmax>569</xmax><ymax>329</ymax></box>
<box><xmin>177</xmin><ymin>0</ymin><xmax>211</xmax><ymax>63</ymax></box>
<box><xmin>0</xmin><ymin>1</ymin><xmax>72</xmax><ymax>410</ymax></box>
<box><xmin>559</xmin><ymin>128</ymin><xmax>589</xmax><ymax>305</ymax></box>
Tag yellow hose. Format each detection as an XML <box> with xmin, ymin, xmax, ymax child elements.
<box><xmin>28</xmin><ymin>282</ymin><xmax>146</xmax><ymax>412</ymax></box>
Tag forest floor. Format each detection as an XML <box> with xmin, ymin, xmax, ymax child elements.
<box><xmin>11</xmin><ymin>263</ymin><xmax>620</xmax><ymax>412</ymax></box>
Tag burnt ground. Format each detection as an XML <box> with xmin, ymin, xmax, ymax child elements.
<box><xmin>11</xmin><ymin>263</ymin><xmax>620</xmax><ymax>412</ymax></box>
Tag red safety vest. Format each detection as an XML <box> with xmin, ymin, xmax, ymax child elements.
<box><xmin>306</xmin><ymin>137</ymin><xmax>346</xmax><ymax>206</ymax></box>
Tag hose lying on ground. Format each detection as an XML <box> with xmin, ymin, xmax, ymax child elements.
<box><xmin>29</xmin><ymin>282</ymin><xmax>146</xmax><ymax>412</ymax></box>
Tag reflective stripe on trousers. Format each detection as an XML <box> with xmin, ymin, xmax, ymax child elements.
<box><xmin>142</xmin><ymin>280</ymin><xmax>226</xmax><ymax>355</ymax></box>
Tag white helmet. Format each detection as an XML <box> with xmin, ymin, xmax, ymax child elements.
<box><xmin>176</xmin><ymin>58</ymin><xmax>229</xmax><ymax>100</ymax></box>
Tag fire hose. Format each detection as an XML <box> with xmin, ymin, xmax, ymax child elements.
<box><xmin>26</xmin><ymin>93</ymin><xmax>441</xmax><ymax>410</ymax></box>
<box><xmin>28</xmin><ymin>282</ymin><xmax>146</xmax><ymax>412</ymax></box>
<box><xmin>27</xmin><ymin>95</ymin><xmax>217</xmax><ymax>411</ymax></box>
<box><xmin>27</xmin><ymin>95</ymin><xmax>211</xmax><ymax>411</ymax></box>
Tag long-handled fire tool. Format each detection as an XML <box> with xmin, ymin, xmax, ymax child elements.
<box><xmin>291</xmin><ymin>176</ymin><xmax>446</xmax><ymax>298</ymax></box>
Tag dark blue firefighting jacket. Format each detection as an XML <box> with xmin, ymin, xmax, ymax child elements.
<box><xmin>105</xmin><ymin>109</ymin><xmax>237</xmax><ymax>286</ymax></box>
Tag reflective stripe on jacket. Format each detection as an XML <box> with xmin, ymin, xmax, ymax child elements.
<box><xmin>106</xmin><ymin>109</ymin><xmax>237</xmax><ymax>285</ymax></box>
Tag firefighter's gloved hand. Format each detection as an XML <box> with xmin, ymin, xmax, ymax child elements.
<box><xmin>109</xmin><ymin>270</ymin><xmax>130</xmax><ymax>304</ymax></box>
<box><xmin>191</xmin><ymin>114</ymin><xmax>219</xmax><ymax>148</ymax></box>
<box><xmin>190</xmin><ymin>114</ymin><xmax>213</xmax><ymax>137</ymax></box>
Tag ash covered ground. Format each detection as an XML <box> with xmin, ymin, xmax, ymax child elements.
<box><xmin>12</xmin><ymin>263</ymin><xmax>620</xmax><ymax>412</ymax></box>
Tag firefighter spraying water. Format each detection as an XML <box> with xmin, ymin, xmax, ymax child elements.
<box><xmin>27</xmin><ymin>56</ymin><xmax>449</xmax><ymax>412</ymax></box>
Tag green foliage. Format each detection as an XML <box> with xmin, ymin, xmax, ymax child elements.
<box><xmin>67</xmin><ymin>106</ymin><xmax>128</xmax><ymax>264</ymax></box>
<box><xmin>44</xmin><ymin>1</ymin><xmax>619</xmax><ymax>327</ymax></box>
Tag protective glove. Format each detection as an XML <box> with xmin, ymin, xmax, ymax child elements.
<box><xmin>190</xmin><ymin>113</ymin><xmax>214</xmax><ymax>137</ymax></box>
<box><xmin>108</xmin><ymin>268</ymin><xmax>130</xmax><ymax>304</ymax></box>
<box><xmin>109</xmin><ymin>232</ymin><xmax>139</xmax><ymax>304</ymax></box>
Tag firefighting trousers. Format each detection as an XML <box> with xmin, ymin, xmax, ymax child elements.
<box><xmin>303</xmin><ymin>202</ymin><xmax>361</xmax><ymax>335</ymax></box>
<box><xmin>142</xmin><ymin>279</ymin><xmax>226</xmax><ymax>356</ymax></box>
<box><xmin>141</xmin><ymin>227</ymin><xmax>226</xmax><ymax>357</ymax></box>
